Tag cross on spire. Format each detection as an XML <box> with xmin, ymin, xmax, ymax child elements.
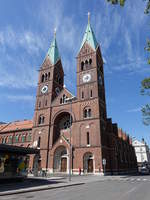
<box><xmin>54</xmin><ymin>28</ymin><xmax>57</xmax><ymax>38</ymax></box>
<box><xmin>88</xmin><ymin>12</ymin><xmax>90</xmax><ymax>24</ymax></box>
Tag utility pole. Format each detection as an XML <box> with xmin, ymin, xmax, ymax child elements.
<box><xmin>65</xmin><ymin>96</ymin><xmax>76</xmax><ymax>181</ymax></box>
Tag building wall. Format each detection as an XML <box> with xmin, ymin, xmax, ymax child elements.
<box><xmin>0</xmin><ymin>20</ymin><xmax>138</xmax><ymax>175</ymax></box>
<box><xmin>132</xmin><ymin>139</ymin><xmax>150</xmax><ymax>166</ymax></box>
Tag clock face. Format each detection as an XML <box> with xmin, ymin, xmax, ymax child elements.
<box><xmin>41</xmin><ymin>85</ymin><xmax>48</xmax><ymax>94</ymax></box>
<box><xmin>82</xmin><ymin>74</ymin><xmax>91</xmax><ymax>83</ymax></box>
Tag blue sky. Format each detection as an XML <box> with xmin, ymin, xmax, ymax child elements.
<box><xmin>0</xmin><ymin>0</ymin><xmax>150</xmax><ymax>144</ymax></box>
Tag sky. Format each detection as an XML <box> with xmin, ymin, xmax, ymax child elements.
<box><xmin>0</xmin><ymin>0</ymin><xmax>150</xmax><ymax>144</ymax></box>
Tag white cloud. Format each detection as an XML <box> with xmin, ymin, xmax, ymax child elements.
<box><xmin>6</xmin><ymin>94</ymin><xmax>35</xmax><ymax>102</ymax></box>
<box><xmin>0</xmin><ymin>55</ymin><xmax>38</xmax><ymax>89</ymax></box>
<box><xmin>0</xmin><ymin>26</ymin><xmax>45</xmax><ymax>55</ymax></box>
<box><xmin>0</xmin><ymin>0</ymin><xmax>148</xmax><ymax>90</ymax></box>
<box><xmin>127</xmin><ymin>107</ymin><xmax>141</xmax><ymax>113</ymax></box>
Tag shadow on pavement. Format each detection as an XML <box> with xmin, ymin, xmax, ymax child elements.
<box><xmin>0</xmin><ymin>178</ymin><xmax>65</xmax><ymax>192</ymax></box>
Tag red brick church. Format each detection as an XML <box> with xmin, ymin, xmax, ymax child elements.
<box><xmin>0</xmin><ymin>15</ymin><xmax>137</xmax><ymax>174</ymax></box>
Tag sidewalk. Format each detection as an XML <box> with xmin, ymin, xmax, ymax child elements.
<box><xmin>0</xmin><ymin>175</ymin><xmax>128</xmax><ymax>196</ymax></box>
<box><xmin>0</xmin><ymin>176</ymin><xmax>84</xmax><ymax>196</ymax></box>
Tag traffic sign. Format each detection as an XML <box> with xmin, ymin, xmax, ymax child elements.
<box><xmin>102</xmin><ymin>158</ymin><xmax>106</xmax><ymax>165</ymax></box>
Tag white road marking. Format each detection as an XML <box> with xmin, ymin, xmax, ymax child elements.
<box><xmin>143</xmin><ymin>178</ymin><xmax>147</xmax><ymax>181</ymax></box>
<box><xmin>118</xmin><ymin>186</ymin><xmax>137</xmax><ymax>200</ymax></box>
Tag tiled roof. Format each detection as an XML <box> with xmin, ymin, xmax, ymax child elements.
<box><xmin>0</xmin><ymin>120</ymin><xmax>33</xmax><ymax>133</ymax></box>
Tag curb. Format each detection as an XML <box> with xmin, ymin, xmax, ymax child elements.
<box><xmin>0</xmin><ymin>182</ymin><xmax>85</xmax><ymax>196</ymax></box>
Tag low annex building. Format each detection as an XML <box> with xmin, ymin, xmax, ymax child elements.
<box><xmin>0</xmin><ymin>15</ymin><xmax>137</xmax><ymax>175</ymax></box>
<box><xmin>132</xmin><ymin>138</ymin><xmax>150</xmax><ymax>168</ymax></box>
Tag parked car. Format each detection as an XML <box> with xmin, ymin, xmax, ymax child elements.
<box><xmin>140</xmin><ymin>167</ymin><xmax>150</xmax><ymax>175</ymax></box>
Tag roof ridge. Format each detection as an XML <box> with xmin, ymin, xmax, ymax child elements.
<box><xmin>0</xmin><ymin>122</ymin><xmax>12</xmax><ymax>132</ymax></box>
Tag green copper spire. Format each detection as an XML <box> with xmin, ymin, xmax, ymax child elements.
<box><xmin>80</xmin><ymin>12</ymin><xmax>98</xmax><ymax>51</ymax></box>
<box><xmin>47</xmin><ymin>28</ymin><xmax>60</xmax><ymax>65</ymax></box>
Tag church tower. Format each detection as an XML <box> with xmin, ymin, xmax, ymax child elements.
<box><xmin>77</xmin><ymin>13</ymin><xmax>107</xmax><ymax>131</ymax></box>
<box><xmin>32</xmin><ymin>30</ymin><xmax>64</xmax><ymax>169</ymax></box>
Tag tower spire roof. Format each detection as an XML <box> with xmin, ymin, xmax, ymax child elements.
<box><xmin>80</xmin><ymin>12</ymin><xmax>98</xmax><ymax>51</ymax></box>
<box><xmin>47</xmin><ymin>28</ymin><xmax>60</xmax><ymax>65</ymax></box>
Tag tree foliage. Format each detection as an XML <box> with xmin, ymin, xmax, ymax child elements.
<box><xmin>107</xmin><ymin>0</ymin><xmax>150</xmax><ymax>13</ymax></box>
<box><xmin>141</xmin><ymin>77</ymin><xmax>150</xmax><ymax>125</ymax></box>
<box><xmin>141</xmin><ymin>104</ymin><xmax>150</xmax><ymax>125</ymax></box>
<box><xmin>107</xmin><ymin>0</ymin><xmax>125</xmax><ymax>6</ymax></box>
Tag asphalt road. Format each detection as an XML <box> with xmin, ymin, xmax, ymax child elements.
<box><xmin>1</xmin><ymin>175</ymin><xmax>150</xmax><ymax>200</ymax></box>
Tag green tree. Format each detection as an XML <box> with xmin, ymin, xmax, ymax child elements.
<box><xmin>107</xmin><ymin>0</ymin><xmax>126</xmax><ymax>6</ymax></box>
<box><xmin>107</xmin><ymin>0</ymin><xmax>150</xmax><ymax>13</ymax></box>
<box><xmin>106</xmin><ymin>0</ymin><xmax>150</xmax><ymax>125</ymax></box>
<box><xmin>141</xmin><ymin>40</ymin><xmax>150</xmax><ymax>125</ymax></box>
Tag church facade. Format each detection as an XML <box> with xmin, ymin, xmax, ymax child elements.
<box><xmin>0</xmin><ymin>16</ymin><xmax>137</xmax><ymax>174</ymax></box>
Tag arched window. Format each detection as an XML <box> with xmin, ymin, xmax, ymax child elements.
<box><xmin>87</xmin><ymin>132</ymin><xmax>90</xmax><ymax>145</ymax></box>
<box><xmin>2</xmin><ymin>137</ymin><xmax>4</xmax><ymax>144</ymax></box>
<box><xmin>88</xmin><ymin>109</ymin><xmax>91</xmax><ymax>117</ymax></box>
<box><xmin>85</xmin><ymin>60</ymin><xmax>88</xmax><ymax>68</ymax></box>
<box><xmin>84</xmin><ymin>108</ymin><xmax>92</xmax><ymax>118</ymax></box>
<box><xmin>38</xmin><ymin>115</ymin><xmax>45</xmax><ymax>125</ymax></box>
<box><xmin>62</xmin><ymin>95</ymin><xmax>66</xmax><ymax>103</ymax></box>
<box><xmin>56</xmin><ymin>74</ymin><xmax>60</xmax><ymax>83</ymax></box>
<box><xmin>59</xmin><ymin>78</ymin><xmax>62</xmax><ymax>84</ymax></box>
<box><xmin>8</xmin><ymin>136</ymin><xmax>13</xmax><ymax>144</ymax></box>
<box><xmin>39</xmin><ymin>101</ymin><xmax>41</xmax><ymax>108</ymax></box>
<box><xmin>18</xmin><ymin>134</ymin><xmax>21</xmax><ymax>143</ymax></box>
<box><xmin>42</xmin><ymin>116</ymin><xmax>45</xmax><ymax>124</ymax></box>
<box><xmin>81</xmin><ymin>61</ymin><xmax>84</xmax><ymax>71</ymax></box>
<box><xmin>27</xmin><ymin>133</ymin><xmax>32</xmax><ymax>142</ymax></box>
<box><xmin>60</xmin><ymin>94</ymin><xmax>68</xmax><ymax>104</ymax></box>
<box><xmin>2</xmin><ymin>137</ymin><xmax>6</xmax><ymax>144</ymax></box>
<box><xmin>84</xmin><ymin>109</ymin><xmax>88</xmax><ymax>118</ymax></box>
<box><xmin>48</xmin><ymin>72</ymin><xmax>50</xmax><ymax>80</ymax></box>
<box><xmin>90</xmin><ymin>90</ymin><xmax>93</xmax><ymax>98</ymax></box>
<box><xmin>37</xmin><ymin>137</ymin><xmax>41</xmax><ymax>148</ymax></box>
<box><xmin>89</xmin><ymin>58</ymin><xmax>92</xmax><ymax>65</ymax></box>
<box><xmin>41</xmin><ymin>74</ymin><xmax>44</xmax><ymax>83</ymax></box>
<box><xmin>63</xmin><ymin>119</ymin><xmax>72</xmax><ymax>129</ymax></box>
<box><xmin>38</xmin><ymin>116</ymin><xmax>41</xmax><ymax>124</ymax></box>
<box><xmin>21</xmin><ymin>135</ymin><xmax>26</xmax><ymax>143</ymax></box>
<box><xmin>45</xmin><ymin>73</ymin><xmax>48</xmax><ymax>81</ymax></box>
<box><xmin>82</xmin><ymin>91</ymin><xmax>84</xmax><ymax>99</ymax></box>
<box><xmin>5</xmin><ymin>136</ymin><xmax>8</xmax><ymax>144</ymax></box>
<box><xmin>15</xmin><ymin>135</ymin><xmax>19</xmax><ymax>143</ymax></box>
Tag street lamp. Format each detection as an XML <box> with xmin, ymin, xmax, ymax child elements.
<box><xmin>65</xmin><ymin>96</ymin><xmax>76</xmax><ymax>181</ymax></box>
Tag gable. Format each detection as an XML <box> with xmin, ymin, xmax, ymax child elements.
<box><xmin>78</xmin><ymin>42</ymin><xmax>96</xmax><ymax>57</ymax></box>
<box><xmin>51</xmin><ymin>87</ymin><xmax>75</xmax><ymax>106</ymax></box>
<box><xmin>41</xmin><ymin>55</ymin><xmax>52</xmax><ymax>69</ymax></box>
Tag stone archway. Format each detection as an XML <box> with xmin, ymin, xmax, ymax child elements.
<box><xmin>53</xmin><ymin>112</ymin><xmax>73</xmax><ymax>145</ymax></box>
<box><xmin>53</xmin><ymin>146</ymin><xmax>68</xmax><ymax>173</ymax></box>
<box><xmin>83</xmin><ymin>152</ymin><xmax>94</xmax><ymax>173</ymax></box>
<box><xmin>33</xmin><ymin>154</ymin><xmax>41</xmax><ymax>176</ymax></box>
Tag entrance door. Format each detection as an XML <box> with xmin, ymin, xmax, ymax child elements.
<box><xmin>88</xmin><ymin>159</ymin><xmax>93</xmax><ymax>173</ymax></box>
<box><xmin>61</xmin><ymin>158</ymin><xmax>67</xmax><ymax>172</ymax></box>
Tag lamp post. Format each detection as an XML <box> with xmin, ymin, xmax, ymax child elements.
<box><xmin>65</xmin><ymin>96</ymin><xmax>76</xmax><ymax>181</ymax></box>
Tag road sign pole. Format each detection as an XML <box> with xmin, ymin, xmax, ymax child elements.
<box><xmin>102</xmin><ymin>158</ymin><xmax>106</xmax><ymax>176</ymax></box>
